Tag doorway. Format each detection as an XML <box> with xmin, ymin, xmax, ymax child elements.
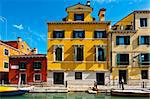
<box><xmin>53</xmin><ymin>72</ymin><xmax>64</xmax><ymax>84</ymax></box>
<box><xmin>119</xmin><ymin>70</ymin><xmax>127</xmax><ymax>84</ymax></box>
<box><xmin>20</xmin><ymin>73</ymin><xmax>26</xmax><ymax>84</ymax></box>
<box><xmin>96</xmin><ymin>73</ymin><xmax>105</xmax><ymax>85</ymax></box>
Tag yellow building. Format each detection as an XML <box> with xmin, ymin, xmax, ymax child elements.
<box><xmin>110</xmin><ymin>10</ymin><xmax>150</xmax><ymax>86</ymax></box>
<box><xmin>0</xmin><ymin>37</ymin><xmax>36</xmax><ymax>84</ymax></box>
<box><xmin>47</xmin><ymin>1</ymin><xmax>111</xmax><ymax>88</ymax></box>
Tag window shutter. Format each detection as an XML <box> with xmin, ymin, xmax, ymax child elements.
<box><xmin>138</xmin><ymin>36</ymin><xmax>141</xmax><ymax>45</ymax></box>
<box><xmin>53</xmin><ymin>46</ymin><xmax>56</xmax><ymax>61</ymax></box>
<box><xmin>74</xmin><ymin>46</ymin><xmax>77</xmax><ymax>61</ymax></box>
<box><xmin>83</xmin><ymin>31</ymin><xmax>85</xmax><ymax>38</ymax></box>
<box><xmin>96</xmin><ymin>47</ymin><xmax>98</xmax><ymax>61</ymax></box>
<box><xmin>73</xmin><ymin>31</ymin><xmax>75</xmax><ymax>38</ymax></box>
<box><xmin>62</xmin><ymin>46</ymin><xmax>64</xmax><ymax>61</ymax></box>
<box><xmin>104</xmin><ymin>47</ymin><xmax>106</xmax><ymax>61</ymax></box>
<box><xmin>94</xmin><ymin>31</ymin><xmax>96</xmax><ymax>38</ymax></box>
<box><xmin>116</xmin><ymin>54</ymin><xmax>120</xmax><ymax>65</ymax></box>
<box><xmin>138</xmin><ymin>54</ymin><xmax>141</xmax><ymax>65</ymax></box>
<box><xmin>116</xmin><ymin>37</ymin><xmax>119</xmax><ymax>45</ymax></box>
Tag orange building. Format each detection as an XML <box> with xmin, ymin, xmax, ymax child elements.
<box><xmin>0</xmin><ymin>37</ymin><xmax>37</xmax><ymax>84</ymax></box>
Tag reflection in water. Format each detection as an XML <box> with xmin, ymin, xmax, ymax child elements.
<box><xmin>1</xmin><ymin>92</ymin><xmax>149</xmax><ymax>99</ymax></box>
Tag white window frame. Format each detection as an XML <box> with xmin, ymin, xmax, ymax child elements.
<box><xmin>33</xmin><ymin>61</ymin><xmax>42</xmax><ymax>70</ymax></box>
<box><xmin>95</xmin><ymin>45</ymin><xmax>106</xmax><ymax>62</ymax></box>
<box><xmin>34</xmin><ymin>73</ymin><xmax>42</xmax><ymax>82</ymax></box>
<box><xmin>19</xmin><ymin>61</ymin><xmax>27</xmax><ymax>71</ymax></box>
<box><xmin>53</xmin><ymin>45</ymin><xmax>64</xmax><ymax>62</ymax></box>
<box><xmin>140</xmin><ymin>18</ymin><xmax>148</xmax><ymax>27</ymax></box>
<box><xmin>74</xmin><ymin>45</ymin><xmax>84</xmax><ymax>61</ymax></box>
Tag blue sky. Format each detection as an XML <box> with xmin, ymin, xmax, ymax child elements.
<box><xmin>0</xmin><ymin>0</ymin><xmax>150</xmax><ymax>54</ymax></box>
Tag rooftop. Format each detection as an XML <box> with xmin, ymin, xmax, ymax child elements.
<box><xmin>10</xmin><ymin>54</ymin><xmax>46</xmax><ymax>58</ymax></box>
<box><xmin>47</xmin><ymin>21</ymin><xmax>111</xmax><ymax>25</ymax></box>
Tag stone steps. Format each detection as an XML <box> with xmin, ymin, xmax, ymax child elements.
<box><xmin>30</xmin><ymin>86</ymin><xmax>68</xmax><ymax>93</ymax></box>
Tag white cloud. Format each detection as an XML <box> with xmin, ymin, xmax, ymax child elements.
<box><xmin>13</xmin><ymin>24</ymin><xmax>24</xmax><ymax>30</ymax></box>
<box><xmin>0</xmin><ymin>17</ymin><xmax>5</xmax><ymax>22</ymax></box>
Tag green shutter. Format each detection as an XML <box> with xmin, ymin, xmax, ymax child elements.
<box><xmin>4</xmin><ymin>62</ymin><xmax>8</xmax><ymax>68</ymax></box>
<box><xmin>116</xmin><ymin>54</ymin><xmax>120</xmax><ymax>65</ymax></box>
<box><xmin>104</xmin><ymin>47</ymin><xmax>106</xmax><ymax>61</ymax></box>
<box><xmin>138</xmin><ymin>36</ymin><xmax>141</xmax><ymax>45</ymax></box>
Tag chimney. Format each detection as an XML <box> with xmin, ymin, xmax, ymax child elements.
<box><xmin>32</xmin><ymin>48</ymin><xmax>38</xmax><ymax>54</ymax></box>
<box><xmin>86</xmin><ymin>0</ymin><xmax>90</xmax><ymax>7</ymax></box>
<box><xmin>17</xmin><ymin>37</ymin><xmax>22</xmax><ymax>42</ymax></box>
<box><xmin>98</xmin><ymin>8</ymin><xmax>106</xmax><ymax>21</ymax></box>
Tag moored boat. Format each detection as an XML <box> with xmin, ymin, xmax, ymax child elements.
<box><xmin>0</xmin><ymin>86</ymin><xmax>29</xmax><ymax>96</ymax></box>
<box><xmin>111</xmin><ymin>89</ymin><xmax>150</xmax><ymax>97</ymax></box>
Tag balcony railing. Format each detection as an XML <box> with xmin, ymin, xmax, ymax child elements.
<box><xmin>117</xmin><ymin>61</ymin><xmax>129</xmax><ymax>66</ymax></box>
<box><xmin>139</xmin><ymin>61</ymin><xmax>150</xmax><ymax>66</ymax></box>
<box><xmin>112</xmin><ymin>25</ymin><xmax>133</xmax><ymax>30</ymax></box>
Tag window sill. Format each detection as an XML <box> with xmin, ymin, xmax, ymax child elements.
<box><xmin>92</xmin><ymin>38</ymin><xmax>107</xmax><ymax>40</ymax></box>
<box><xmin>96</xmin><ymin>61</ymin><xmax>106</xmax><ymax>63</ymax></box>
<box><xmin>139</xmin><ymin>27</ymin><xmax>148</xmax><ymax>29</ymax></box>
<box><xmin>34</xmin><ymin>80</ymin><xmax>41</xmax><ymax>83</ymax></box>
<box><xmin>116</xmin><ymin>65</ymin><xmax>129</xmax><ymax>67</ymax></box>
<box><xmin>19</xmin><ymin>69</ymin><xmax>26</xmax><ymax>71</ymax></box>
<box><xmin>116</xmin><ymin>44</ymin><xmax>130</xmax><ymax>46</ymax></box>
<box><xmin>138</xmin><ymin>44</ymin><xmax>150</xmax><ymax>46</ymax></box>
<box><xmin>53</xmin><ymin>61</ymin><xmax>63</xmax><ymax>63</ymax></box>
<box><xmin>34</xmin><ymin>69</ymin><xmax>41</xmax><ymax>71</ymax></box>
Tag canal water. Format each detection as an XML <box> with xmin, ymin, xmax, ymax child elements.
<box><xmin>1</xmin><ymin>92</ymin><xmax>149</xmax><ymax>99</ymax></box>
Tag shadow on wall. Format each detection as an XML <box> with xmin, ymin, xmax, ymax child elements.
<box><xmin>132</xmin><ymin>36</ymin><xmax>139</xmax><ymax>50</ymax></box>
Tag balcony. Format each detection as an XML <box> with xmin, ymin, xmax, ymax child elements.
<box><xmin>117</xmin><ymin>61</ymin><xmax>129</xmax><ymax>66</ymax></box>
<box><xmin>112</xmin><ymin>25</ymin><xmax>133</xmax><ymax>30</ymax></box>
<box><xmin>139</xmin><ymin>61</ymin><xmax>150</xmax><ymax>66</ymax></box>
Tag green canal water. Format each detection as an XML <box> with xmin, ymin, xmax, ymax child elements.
<box><xmin>1</xmin><ymin>92</ymin><xmax>149</xmax><ymax>99</ymax></box>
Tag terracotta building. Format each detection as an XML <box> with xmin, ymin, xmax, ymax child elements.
<box><xmin>0</xmin><ymin>37</ymin><xmax>35</xmax><ymax>84</ymax></box>
<box><xmin>9</xmin><ymin>54</ymin><xmax>47</xmax><ymax>84</ymax></box>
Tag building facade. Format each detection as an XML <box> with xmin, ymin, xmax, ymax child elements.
<box><xmin>9</xmin><ymin>54</ymin><xmax>47</xmax><ymax>84</ymax></box>
<box><xmin>0</xmin><ymin>37</ymin><xmax>34</xmax><ymax>84</ymax></box>
<box><xmin>47</xmin><ymin>2</ymin><xmax>111</xmax><ymax>88</ymax></box>
<box><xmin>110</xmin><ymin>10</ymin><xmax>150</xmax><ymax>86</ymax></box>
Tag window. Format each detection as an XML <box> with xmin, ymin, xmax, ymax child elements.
<box><xmin>139</xmin><ymin>36</ymin><xmax>150</xmax><ymax>45</ymax></box>
<box><xmin>94</xmin><ymin>31</ymin><xmax>106</xmax><ymax>38</ymax></box>
<box><xmin>75</xmin><ymin>72</ymin><xmax>82</xmax><ymax>80</ymax></box>
<box><xmin>21</xmin><ymin>45</ymin><xmax>24</xmax><ymax>49</ymax></box>
<box><xmin>141</xmin><ymin>70</ymin><xmax>148</xmax><ymax>79</ymax></box>
<box><xmin>139</xmin><ymin>53</ymin><xmax>150</xmax><ymax>65</ymax></box>
<box><xmin>53</xmin><ymin>30</ymin><xmax>64</xmax><ymax>38</ymax></box>
<box><xmin>19</xmin><ymin>62</ymin><xmax>26</xmax><ymax>69</ymax></box>
<box><xmin>4</xmin><ymin>62</ymin><xmax>8</xmax><ymax>68</ymax></box>
<box><xmin>74</xmin><ymin>45</ymin><xmax>84</xmax><ymax>61</ymax></box>
<box><xmin>54</xmin><ymin>45</ymin><xmax>63</xmax><ymax>61</ymax></box>
<box><xmin>117</xmin><ymin>54</ymin><xmax>129</xmax><ymax>65</ymax></box>
<box><xmin>33</xmin><ymin>62</ymin><xmax>42</xmax><ymax>69</ymax></box>
<box><xmin>96</xmin><ymin>47</ymin><xmax>106</xmax><ymax>61</ymax></box>
<box><xmin>74</xmin><ymin>14</ymin><xmax>84</xmax><ymax>21</ymax></box>
<box><xmin>4</xmin><ymin>49</ymin><xmax>9</xmax><ymax>56</ymax></box>
<box><xmin>140</xmin><ymin>18</ymin><xmax>147</xmax><ymax>27</ymax></box>
<box><xmin>34</xmin><ymin>74</ymin><xmax>41</xmax><ymax>81</ymax></box>
<box><xmin>116</xmin><ymin>36</ymin><xmax>130</xmax><ymax>45</ymax></box>
<box><xmin>73</xmin><ymin>30</ymin><xmax>85</xmax><ymax>38</ymax></box>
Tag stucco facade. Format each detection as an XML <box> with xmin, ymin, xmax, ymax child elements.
<box><xmin>47</xmin><ymin>2</ymin><xmax>111</xmax><ymax>87</ymax></box>
<box><xmin>110</xmin><ymin>10</ymin><xmax>150</xmax><ymax>86</ymax></box>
